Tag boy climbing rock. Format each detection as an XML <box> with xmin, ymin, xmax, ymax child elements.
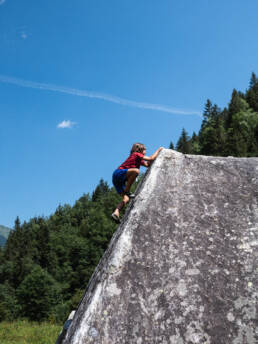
<box><xmin>111</xmin><ymin>143</ymin><xmax>163</xmax><ymax>223</ymax></box>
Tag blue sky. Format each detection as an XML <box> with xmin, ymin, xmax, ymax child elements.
<box><xmin>1</xmin><ymin>0</ymin><xmax>258</xmax><ymax>228</ymax></box>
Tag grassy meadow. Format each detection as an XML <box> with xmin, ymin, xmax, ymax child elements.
<box><xmin>0</xmin><ymin>320</ymin><xmax>62</xmax><ymax>344</ymax></box>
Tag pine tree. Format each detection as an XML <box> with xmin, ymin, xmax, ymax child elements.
<box><xmin>249</xmin><ymin>72</ymin><xmax>258</xmax><ymax>89</ymax></box>
<box><xmin>213</xmin><ymin>117</ymin><xmax>226</xmax><ymax>156</ymax></box>
<box><xmin>176</xmin><ymin>128</ymin><xmax>191</xmax><ymax>154</ymax></box>
<box><xmin>246</xmin><ymin>72</ymin><xmax>258</xmax><ymax>112</ymax></box>
<box><xmin>92</xmin><ymin>179</ymin><xmax>109</xmax><ymax>202</ymax></box>
<box><xmin>14</xmin><ymin>217</ymin><xmax>21</xmax><ymax>231</ymax></box>
<box><xmin>226</xmin><ymin>89</ymin><xmax>243</xmax><ymax>128</ymax></box>
<box><xmin>169</xmin><ymin>141</ymin><xmax>174</xmax><ymax>150</ymax></box>
<box><xmin>190</xmin><ymin>132</ymin><xmax>200</xmax><ymax>154</ymax></box>
<box><xmin>202</xmin><ymin>99</ymin><xmax>213</xmax><ymax>128</ymax></box>
<box><xmin>210</xmin><ymin>104</ymin><xmax>221</xmax><ymax>120</ymax></box>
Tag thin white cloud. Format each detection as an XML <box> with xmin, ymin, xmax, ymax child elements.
<box><xmin>21</xmin><ymin>32</ymin><xmax>27</xmax><ymax>40</ymax></box>
<box><xmin>0</xmin><ymin>74</ymin><xmax>201</xmax><ymax>116</ymax></box>
<box><xmin>57</xmin><ymin>120</ymin><xmax>76</xmax><ymax>129</ymax></box>
<box><xmin>0</xmin><ymin>0</ymin><xmax>6</xmax><ymax>5</ymax></box>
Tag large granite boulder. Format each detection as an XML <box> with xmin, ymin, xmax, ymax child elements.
<box><xmin>60</xmin><ymin>149</ymin><xmax>258</xmax><ymax>344</ymax></box>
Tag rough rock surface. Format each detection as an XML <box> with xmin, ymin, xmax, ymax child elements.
<box><xmin>60</xmin><ymin>149</ymin><xmax>258</xmax><ymax>344</ymax></box>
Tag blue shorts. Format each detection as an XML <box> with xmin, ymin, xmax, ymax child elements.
<box><xmin>112</xmin><ymin>169</ymin><xmax>128</xmax><ymax>194</ymax></box>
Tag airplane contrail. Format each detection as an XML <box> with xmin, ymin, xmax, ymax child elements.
<box><xmin>0</xmin><ymin>74</ymin><xmax>201</xmax><ymax>116</ymax></box>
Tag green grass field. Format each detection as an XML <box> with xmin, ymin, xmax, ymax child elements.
<box><xmin>0</xmin><ymin>320</ymin><xmax>62</xmax><ymax>344</ymax></box>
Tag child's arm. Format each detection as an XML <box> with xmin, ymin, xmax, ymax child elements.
<box><xmin>143</xmin><ymin>147</ymin><xmax>163</xmax><ymax>162</ymax></box>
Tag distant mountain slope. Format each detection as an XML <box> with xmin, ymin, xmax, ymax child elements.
<box><xmin>0</xmin><ymin>225</ymin><xmax>12</xmax><ymax>247</ymax></box>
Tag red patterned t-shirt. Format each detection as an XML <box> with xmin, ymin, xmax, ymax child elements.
<box><xmin>118</xmin><ymin>152</ymin><xmax>145</xmax><ymax>169</ymax></box>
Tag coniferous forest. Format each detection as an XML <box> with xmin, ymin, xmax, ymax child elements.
<box><xmin>0</xmin><ymin>73</ymin><xmax>257</xmax><ymax>323</ymax></box>
<box><xmin>173</xmin><ymin>72</ymin><xmax>258</xmax><ymax>157</ymax></box>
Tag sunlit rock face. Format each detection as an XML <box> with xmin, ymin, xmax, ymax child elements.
<box><xmin>61</xmin><ymin>149</ymin><xmax>258</xmax><ymax>344</ymax></box>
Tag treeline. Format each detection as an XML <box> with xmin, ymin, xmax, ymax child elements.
<box><xmin>0</xmin><ymin>180</ymin><xmax>129</xmax><ymax>323</ymax></box>
<box><xmin>171</xmin><ymin>72</ymin><xmax>258</xmax><ymax>157</ymax></box>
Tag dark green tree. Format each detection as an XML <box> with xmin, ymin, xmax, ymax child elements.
<box><xmin>0</xmin><ymin>284</ymin><xmax>20</xmax><ymax>321</ymax></box>
<box><xmin>169</xmin><ymin>141</ymin><xmax>174</xmax><ymax>150</ymax></box>
<box><xmin>176</xmin><ymin>128</ymin><xmax>191</xmax><ymax>154</ymax></box>
<box><xmin>190</xmin><ymin>132</ymin><xmax>200</xmax><ymax>154</ymax></box>
<box><xmin>16</xmin><ymin>265</ymin><xmax>61</xmax><ymax>321</ymax></box>
<box><xmin>202</xmin><ymin>99</ymin><xmax>213</xmax><ymax>128</ymax></box>
<box><xmin>249</xmin><ymin>72</ymin><xmax>258</xmax><ymax>88</ymax></box>
<box><xmin>226</xmin><ymin>89</ymin><xmax>244</xmax><ymax>128</ymax></box>
<box><xmin>210</xmin><ymin>104</ymin><xmax>221</xmax><ymax>120</ymax></box>
<box><xmin>246</xmin><ymin>72</ymin><xmax>258</xmax><ymax>112</ymax></box>
<box><xmin>92</xmin><ymin>179</ymin><xmax>109</xmax><ymax>202</ymax></box>
<box><xmin>225</xmin><ymin>103</ymin><xmax>258</xmax><ymax>157</ymax></box>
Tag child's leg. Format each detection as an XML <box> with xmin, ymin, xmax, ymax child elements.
<box><xmin>113</xmin><ymin>194</ymin><xmax>130</xmax><ymax>217</ymax></box>
<box><xmin>123</xmin><ymin>168</ymin><xmax>139</xmax><ymax>194</ymax></box>
<box><xmin>112</xmin><ymin>168</ymin><xmax>138</xmax><ymax>220</ymax></box>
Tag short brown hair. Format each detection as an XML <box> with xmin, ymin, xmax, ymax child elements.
<box><xmin>130</xmin><ymin>143</ymin><xmax>146</xmax><ymax>154</ymax></box>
